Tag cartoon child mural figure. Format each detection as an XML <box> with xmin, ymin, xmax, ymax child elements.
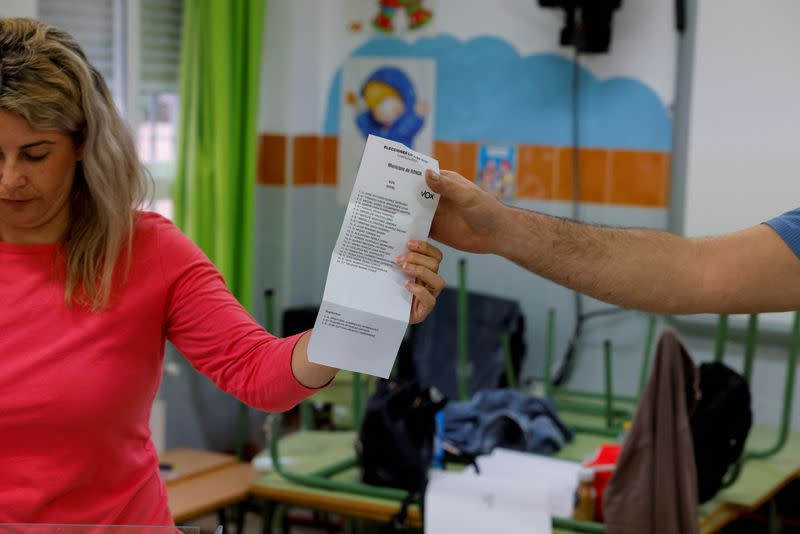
<box><xmin>373</xmin><ymin>0</ymin><xmax>433</xmax><ymax>33</ymax></box>
<box><xmin>347</xmin><ymin>66</ymin><xmax>429</xmax><ymax>148</ymax></box>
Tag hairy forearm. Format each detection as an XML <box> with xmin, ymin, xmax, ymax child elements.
<box><xmin>494</xmin><ymin>207</ymin><xmax>710</xmax><ymax>314</ymax></box>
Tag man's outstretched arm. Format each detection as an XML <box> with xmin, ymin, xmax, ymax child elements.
<box><xmin>426</xmin><ymin>170</ymin><xmax>800</xmax><ymax>315</ymax></box>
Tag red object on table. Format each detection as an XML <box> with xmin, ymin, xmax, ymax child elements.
<box><xmin>584</xmin><ymin>444</ymin><xmax>622</xmax><ymax>522</ymax></box>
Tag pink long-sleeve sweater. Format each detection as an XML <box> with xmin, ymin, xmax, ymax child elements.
<box><xmin>0</xmin><ymin>212</ymin><xmax>317</xmax><ymax>524</ymax></box>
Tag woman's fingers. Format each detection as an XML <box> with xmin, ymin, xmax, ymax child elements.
<box><xmin>400</xmin><ymin>262</ymin><xmax>445</xmax><ymax>297</ymax></box>
<box><xmin>397</xmin><ymin>251</ymin><xmax>440</xmax><ymax>273</ymax></box>
<box><xmin>397</xmin><ymin>240</ymin><xmax>444</xmax><ymax>277</ymax></box>
<box><xmin>408</xmin><ymin>240</ymin><xmax>443</xmax><ymax>261</ymax></box>
<box><xmin>407</xmin><ymin>280</ymin><xmax>436</xmax><ymax>324</ymax></box>
<box><xmin>399</xmin><ymin>239</ymin><xmax>445</xmax><ymax>324</ymax></box>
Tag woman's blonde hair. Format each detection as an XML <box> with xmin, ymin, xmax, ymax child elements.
<box><xmin>0</xmin><ymin>18</ymin><xmax>148</xmax><ymax>310</ymax></box>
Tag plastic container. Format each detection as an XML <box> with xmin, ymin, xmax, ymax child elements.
<box><xmin>583</xmin><ymin>444</ymin><xmax>622</xmax><ymax>522</ymax></box>
<box><xmin>573</xmin><ymin>467</ymin><xmax>597</xmax><ymax>521</ymax></box>
<box><xmin>618</xmin><ymin>421</ymin><xmax>632</xmax><ymax>444</ymax></box>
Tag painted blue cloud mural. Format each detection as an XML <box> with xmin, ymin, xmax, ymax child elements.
<box><xmin>324</xmin><ymin>35</ymin><xmax>671</xmax><ymax>151</ymax></box>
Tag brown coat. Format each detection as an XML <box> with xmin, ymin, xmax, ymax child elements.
<box><xmin>603</xmin><ymin>327</ymin><xmax>701</xmax><ymax>534</ymax></box>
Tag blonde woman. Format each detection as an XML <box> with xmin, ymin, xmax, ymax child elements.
<box><xmin>0</xmin><ymin>19</ymin><xmax>446</xmax><ymax>525</ymax></box>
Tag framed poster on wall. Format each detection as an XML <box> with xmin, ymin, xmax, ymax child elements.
<box><xmin>338</xmin><ymin>56</ymin><xmax>436</xmax><ymax>204</ymax></box>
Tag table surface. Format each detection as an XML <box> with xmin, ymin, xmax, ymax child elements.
<box><xmin>696</xmin><ymin>424</ymin><xmax>800</xmax><ymax>532</ymax></box>
<box><xmin>558</xmin><ymin>415</ymin><xmax>800</xmax><ymax>508</ymax></box>
<box><xmin>160</xmin><ymin>449</ymin><xmax>255</xmax><ymax>525</ymax></box>
<box><xmin>168</xmin><ymin>463</ymin><xmax>257</xmax><ymax>524</ymax></box>
<box><xmin>250</xmin><ymin>418</ymin><xmax>800</xmax><ymax>533</ymax></box>
<box><xmin>160</xmin><ymin>448</ymin><xmax>238</xmax><ymax>485</ymax></box>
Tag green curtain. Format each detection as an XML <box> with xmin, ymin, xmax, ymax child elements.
<box><xmin>173</xmin><ymin>0</ymin><xmax>266</xmax><ymax>310</ymax></box>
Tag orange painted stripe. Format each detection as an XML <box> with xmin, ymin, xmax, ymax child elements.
<box><xmin>259</xmin><ymin>134</ymin><xmax>671</xmax><ymax>208</ymax></box>
<box><xmin>517</xmin><ymin>145</ymin><xmax>557</xmax><ymax>200</ymax></box>
<box><xmin>320</xmin><ymin>135</ymin><xmax>338</xmax><ymax>186</ymax></box>
<box><xmin>432</xmin><ymin>141</ymin><xmax>459</xmax><ymax>175</ymax></box>
<box><xmin>292</xmin><ymin>135</ymin><xmax>320</xmax><ymax>186</ymax></box>
<box><xmin>609</xmin><ymin>150</ymin><xmax>670</xmax><ymax>208</ymax></box>
<box><xmin>558</xmin><ymin>147</ymin><xmax>611</xmax><ymax>204</ymax></box>
<box><xmin>433</xmin><ymin>140</ymin><xmax>478</xmax><ymax>180</ymax></box>
<box><xmin>460</xmin><ymin>143</ymin><xmax>479</xmax><ymax>181</ymax></box>
<box><xmin>290</xmin><ymin>135</ymin><xmax>339</xmax><ymax>186</ymax></box>
<box><xmin>257</xmin><ymin>134</ymin><xmax>286</xmax><ymax>186</ymax></box>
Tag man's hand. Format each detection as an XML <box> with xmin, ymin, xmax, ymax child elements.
<box><xmin>425</xmin><ymin>169</ymin><xmax>507</xmax><ymax>255</ymax></box>
<box><xmin>425</xmin><ymin>169</ymin><xmax>800</xmax><ymax>315</ymax></box>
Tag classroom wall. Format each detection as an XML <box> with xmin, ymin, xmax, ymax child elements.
<box><xmin>253</xmin><ymin>0</ymin><xmax>677</xmax><ymax>395</ymax></box>
<box><xmin>0</xmin><ymin>0</ymin><xmax>38</xmax><ymax>17</ymax></box>
<box><xmin>679</xmin><ymin>0</ymin><xmax>800</xmax><ymax>333</ymax></box>
<box><xmin>668</xmin><ymin>0</ymin><xmax>800</xmax><ymax>429</ymax></box>
<box><xmin>7</xmin><ymin>0</ymin><xmax>796</xmax><ymax>439</ymax></box>
<box><xmin>681</xmin><ymin>0</ymin><xmax>800</xmax><ymax>240</ymax></box>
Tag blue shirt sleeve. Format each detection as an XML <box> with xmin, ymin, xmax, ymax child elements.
<box><xmin>765</xmin><ymin>208</ymin><xmax>800</xmax><ymax>259</ymax></box>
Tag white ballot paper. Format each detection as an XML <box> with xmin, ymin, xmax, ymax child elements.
<box><xmin>474</xmin><ymin>448</ymin><xmax>582</xmax><ymax>518</ymax></box>
<box><xmin>307</xmin><ymin>134</ymin><xmax>440</xmax><ymax>377</ymax></box>
<box><xmin>425</xmin><ymin>470</ymin><xmax>553</xmax><ymax>534</ymax></box>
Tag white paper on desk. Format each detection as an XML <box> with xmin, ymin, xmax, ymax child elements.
<box><xmin>308</xmin><ymin>134</ymin><xmax>440</xmax><ymax>377</ymax></box>
<box><xmin>475</xmin><ymin>448</ymin><xmax>582</xmax><ymax>518</ymax></box>
<box><xmin>425</xmin><ymin>470</ymin><xmax>553</xmax><ymax>534</ymax></box>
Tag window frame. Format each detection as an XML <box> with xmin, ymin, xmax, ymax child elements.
<box><xmin>121</xmin><ymin>0</ymin><xmax>178</xmax><ymax>204</ymax></box>
<box><xmin>39</xmin><ymin>0</ymin><xmax>180</xmax><ymax>208</ymax></box>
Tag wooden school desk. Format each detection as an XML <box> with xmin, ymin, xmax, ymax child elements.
<box><xmin>250</xmin><ymin>421</ymin><xmax>800</xmax><ymax>533</ymax></box>
<box><xmin>160</xmin><ymin>448</ymin><xmax>257</xmax><ymax>525</ymax></box>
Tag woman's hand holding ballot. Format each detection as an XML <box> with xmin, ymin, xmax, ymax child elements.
<box><xmin>398</xmin><ymin>239</ymin><xmax>445</xmax><ymax>324</ymax></box>
<box><xmin>293</xmin><ymin>239</ymin><xmax>444</xmax><ymax>387</ymax></box>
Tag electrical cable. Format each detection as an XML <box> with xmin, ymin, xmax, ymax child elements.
<box><xmin>551</xmin><ymin>14</ymin><xmax>627</xmax><ymax>386</ymax></box>
<box><xmin>552</xmin><ymin>42</ymin><xmax>584</xmax><ymax>387</ymax></box>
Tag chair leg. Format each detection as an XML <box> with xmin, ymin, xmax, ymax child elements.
<box><xmin>235</xmin><ymin>502</ymin><xmax>247</xmax><ymax>534</ymax></box>
<box><xmin>273</xmin><ymin>504</ymin><xmax>288</xmax><ymax>534</ymax></box>
<box><xmin>217</xmin><ymin>508</ymin><xmax>227</xmax><ymax>531</ymax></box>
<box><xmin>261</xmin><ymin>501</ymin><xmax>275</xmax><ymax>534</ymax></box>
<box><xmin>768</xmin><ymin>499</ymin><xmax>781</xmax><ymax>534</ymax></box>
<box><xmin>281</xmin><ymin>506</ymin><xmax>291</xmax><ymax>534</ymax></box>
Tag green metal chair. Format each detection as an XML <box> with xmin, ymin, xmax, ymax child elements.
<box><xmin>257</xmin><ymin>288</ymin><xmax>370</xmax><ymax>532</ymax></box>
<box><xmin>546</xmin><ymin>309</ymin><xmax>800</xmax><ymax>532</ymax></box>
<box><xmin>260</xmin><ymin>257</ymin><xmax>800</xmax><ymax>533</ymax></box>
<box><xmin>541</xmin><ymin>307</ymin><xmax>657</xmax><ymax>437</ymax></box>
<box><xmin>713</xmin><ymin>313</ymin><xmax>800</xmax><ymax>487</ymax></box>
<box><xmin>260</xmin><ymin>260</ymin><xmax>606</xmax><ymax>533</ymax></box>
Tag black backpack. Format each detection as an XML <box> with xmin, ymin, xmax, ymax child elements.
<box><xmin>357</xmin><ymin>379</ymin><xmax>446</xmax><ymax>529</ymax></box>
<box><xmin>690</xmin><ymin>362</ymin><xmax>752</xmax><ymax>503</ymax></box>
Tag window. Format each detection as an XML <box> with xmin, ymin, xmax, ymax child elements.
<box><xmin>138</xmin><ymin>0</ymin><xmax>183</xmax><ymax>208</ymax></box>
<box><xmin>38</xmin><ymin>0</ymin><xmax>119</xmax><ymax>98</ymax></box>
<box><xmin>39</xmin><ymin>0</ymin><xmax>183</xmax><ymax>219</ymax></box>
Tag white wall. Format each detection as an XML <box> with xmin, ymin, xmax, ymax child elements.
<box><xmin>260</xmin><ymin>0</ymin><xmax>677</xmax><ymax>134</ymax></box>
<box><xmin>0</xmin><ymin>0</ymin><xmax>38</xmax><ymax>17</ymax></box>
<box><xmin>666</xmin><ymin>0</ymin><xmax>800</xmax><ymax>427</ymax></box>
<box><xmin>255</xmin><ymin>0</ymin><xmax>678</xmax><ymax>388</ymax></box>
<box><xmin>681</xmin><ymin>0</ymin><xmax>800</xmax><ymax>331</ymax></box>
<box><xmin>684</xmin><ymin>0</ymin><xmax>800</xmax><ymax>238</ymax></box>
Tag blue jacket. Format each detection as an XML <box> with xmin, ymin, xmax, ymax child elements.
<box><xmin>443</xmin><ymin>389</ymin><xmax>573</xmax><ymax>456</ymax></box>
<box><xmin>356</xmin><ymin>66</ymin><xmax>425</xmax><ymax>148</ymax></box>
